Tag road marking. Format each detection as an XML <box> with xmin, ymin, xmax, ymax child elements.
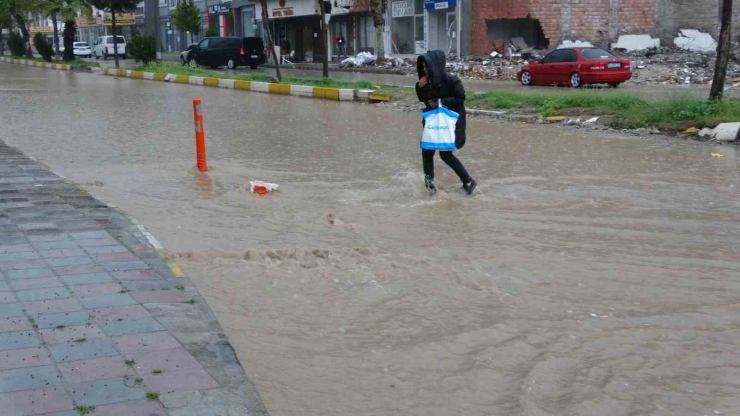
<box><xmin>136</xmin><ymin>224</ymin><xmax>163</xmax><ymax>249</ymax></box>
<box><xmin>168</xmin><ymin>261</ymin><xmax>184</xmax><ymax>278</ymax></box>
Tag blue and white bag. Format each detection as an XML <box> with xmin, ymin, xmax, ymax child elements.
<box><xmin>420</xmin><ymin>105</ymin><xmax>459</xmax><ymax>151</ymax></box>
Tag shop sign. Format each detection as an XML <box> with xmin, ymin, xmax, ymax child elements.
<box><xmin>209</xmin><ymin>4</ymin><xmax>231</xmax><ymax>13</ymax></box>
<box><xmin>104</xmin><ymin>13</ymin><xmax>135</xmax><ymax>25</ymax></box>
<box><xmin>29</xmin><ymin>25</ymin><xmax>53</xmax><ymax>33</ymax></box>
<box><xmin>349</xmin><ymin>0</ymin><xmax>370</xmax><ymax>13</ymax></box>
<box><xmin>391</xmin><ymin>0</ymin><xmax>414</xmax><ymax>17</ymax></box>
<box><xmin>76</xmin><ymin>16</ymin><xmax>97</xmax><ymax>27</ymax></box>
<box><xmin>272</xmin><ymin>7</ymin><xmax>294</xmax><ymax>17</ymax></box>
<box><xmin>424</xmin><ymin>0</ymin><xmax>455</xmax><ymax>10</ymax></box>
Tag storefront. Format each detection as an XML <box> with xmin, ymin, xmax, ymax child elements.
<box><xmin>389</xmin><ymin>0</ymin><xmax>424</xmax><ymax>55</ymax></box>
<box><xmin>76</xmin><ymin>16</ymin><xmax>99</xmax><ymax>46</ymax></box>
<box><xmin>329</xmin><ymin>0</ymin><xmax>374</xmax><ymax>57</ymax></box>
<box><xmin>255</xmin><ymin>0</ymin><xmax>323</xmax><ymax>62</ymax></box>
<box><xmin>424</xmin><ymin>0</ymin><xmax>457</xmax><ymax>56</ymax></box>
<box><xmin>208</xmin><ymin>3</ymin><xmax>235</xmax><ymax>36</ymax></box>
<box><xmin>240</xmin><ymin>5</ymin><xmax>259</xmax><ymax>37</ymax></box>
<box><xmin>77</xmin><ymin>12</ymin><xmax>137</xmax><ymax>48</ymax></box>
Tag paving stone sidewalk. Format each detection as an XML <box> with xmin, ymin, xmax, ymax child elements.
<box><xmin>0</xmin><ymin>141</ymin><xmax>268</xmax><ymax>416</ymax></box>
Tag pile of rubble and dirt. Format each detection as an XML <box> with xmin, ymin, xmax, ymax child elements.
<box><xmin>344</xmin><ymin>30</ymin><xmax>740</xmax><ymax>86</ymax></box>
<box><xmin>377</xmin><ymin>37</ymin><xmax>546</xmax><ymax>81</ymax></box>
<box><xmin>624</xmin><ymin>45</ymin><xmax>740</xmax><ymax>85</ymax></box>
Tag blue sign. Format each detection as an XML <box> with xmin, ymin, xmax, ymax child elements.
<box><xmin>424</xmin><ymin>0</ymin><xmax>455</xmax><ymax>10</ymax></box>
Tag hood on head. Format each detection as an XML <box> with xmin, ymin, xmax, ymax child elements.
<box><xmin>417</xmin><ymin>50</ymin><xmax>447</xmax><ymax>88</ymax></box>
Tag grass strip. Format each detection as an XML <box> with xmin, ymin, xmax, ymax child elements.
<box><xmin>136</xmin><ymin>62</ymin><xmax>740</xmax><ymax>130</ymax></box>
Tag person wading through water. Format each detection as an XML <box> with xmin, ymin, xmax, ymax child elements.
<box><xmin>416</xmin><ymin>50</ymin><xmax>477</xmax><ymax>196</ymax></box>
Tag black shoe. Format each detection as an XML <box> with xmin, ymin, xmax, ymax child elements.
<box><xmin>463</xmin><ymin>178</ymin><xmax>477</xmax><ymax>196</ymax></box>
<box><xmin>425</xmin><ymin>177</ymin><xmax>437</xmax><ymax>196</ymax></box>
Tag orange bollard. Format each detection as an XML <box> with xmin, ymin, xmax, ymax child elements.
<box><xmin>192</xmin><ymin>97</ymin><xmax>208</xmax><ymax>172</ymax></box>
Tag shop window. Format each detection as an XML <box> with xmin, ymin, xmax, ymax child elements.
<box><xmin>390</xmin><ymin>0</ymin><xmax>424</xmax><ymax>54</ymax></box>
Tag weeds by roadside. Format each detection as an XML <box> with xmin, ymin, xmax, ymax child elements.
<box><xmin>466</xmin><ymin>90</ymin><xmax>740</xmax><ymax>130</ymax></box>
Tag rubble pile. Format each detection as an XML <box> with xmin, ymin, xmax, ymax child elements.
<box><xmin>380</xmin><ymin>38</ymin><xmax>547</xmax><ymax>81</ymax></box>
<box><xmin>623</xmin><ymin>46</ymin><xmax>740</xmax><ymax>85</ymax></box>
<box><xmin>355</xmin><ymin>32</ymin><xmax>739</xmax><ymax>86</ymax></box>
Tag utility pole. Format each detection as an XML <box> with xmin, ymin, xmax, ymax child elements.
<box><xmin>710</xmin><ymin>0</ymin><xmax>733</xmax><ymax>100</ymax></box>
<box><xmin>260</xmin><ymin>0</ymin><xmax>281</xmax><ymax>80</ymax></box>
<box><xmin>318</xmin><ymin>0</ymin><xmax>329</xmax><ymax>78</ymax></box>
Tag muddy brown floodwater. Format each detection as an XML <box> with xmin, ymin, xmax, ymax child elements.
<box><xmin>2</xmin><ymin>63</ymin><xmax>740</xmax><ymax>416</ymax></box>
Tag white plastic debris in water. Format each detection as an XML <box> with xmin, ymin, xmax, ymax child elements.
<box><xmin>250</xmin><ymin>181</ymin><xmax>279</xmax><ymax>194</ymax></box>
<box><xmin>584</xmin><ymin>117</ymin><xmax>600</xmax><ymax>124</ymax></box>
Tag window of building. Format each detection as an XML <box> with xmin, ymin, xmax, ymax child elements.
<box><xmin>391</xmin><ymin>0</ymin><xmax>424</xmax><ymax>54</ymax></box>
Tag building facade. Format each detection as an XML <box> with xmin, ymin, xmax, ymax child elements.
<box><xmin>76</xmin><ymin>9</ymin><xmax>138</xmax><ymax>47</ymax></box>
<box><xmin>129</xmin><ymin>0</ymin><xmax>728</xmax><ymax>58</ymax></box>
<box><xmin>470</xmin><ymin>0</ymin><xmax>724</xmax><ymax>55</ymax></box>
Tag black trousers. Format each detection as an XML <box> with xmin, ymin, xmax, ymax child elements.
<box><xmin>422</xmin><ymin>131</ymin><xmax>470</xmax><ymax>184</ymax></box>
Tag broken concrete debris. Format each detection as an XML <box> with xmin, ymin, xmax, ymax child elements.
<box><xmin>348</xmin><ymin>30</ymin><xmax>729</xmax><ymax>86</ymax></box>
<box><xmin>626</xmin><ymin>43</ymin><xmax>739</xmax><ymax>85</ymax></box>
<box><xmin>612</xmin><ymin>34</ymin><xmax>661</xmax><ymax>52</ymax></box>
<box><xmin>698</xmin><ymin>123</ymin><xmax>740</xmax><ymax>142</ymax></box>
<box><xmin>674</xmin><ymin>29</ymin><xmax>718</xmax><ymax>53</ymax></box>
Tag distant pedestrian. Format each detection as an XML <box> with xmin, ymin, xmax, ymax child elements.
<box><xmin>335</xmin><ymin>34</ymin><xmax>346</xmax><ymax>58</ymax></box>
<box><xmin>416</xmin><ymin>50</ymin><xmax>477</xmax><ymax>196</ymax></box>
<box><xmin>280</xmin><ymin>37</ymin><xmax>291</xmax><ymax>54</ymax></box>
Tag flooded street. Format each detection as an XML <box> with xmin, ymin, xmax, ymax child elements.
<box><xmin>1</xmin><ymin>63</ymin><xmax>740</xmax><ymax>416</ymax></box>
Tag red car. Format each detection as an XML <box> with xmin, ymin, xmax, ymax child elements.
<box><xmin>517</xmin><ymin>47</ymin><xmax>632</xmax><ymax>88</ymax></box>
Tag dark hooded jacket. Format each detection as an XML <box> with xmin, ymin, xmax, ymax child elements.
<box><xmin>416</xmin><ymin>50</ymin><xmax>466</xmax><ymax>140</ymax></box>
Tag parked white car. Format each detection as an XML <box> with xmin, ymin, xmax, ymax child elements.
<box><xmin>73</xmin><ymin>42</ymin><xmax>92</xmax><ymax>58</ymax></box>
<box><xmin>93</xmin><ymin>36</ymin><xmax>127</xmax><ymax>60</ymax></box>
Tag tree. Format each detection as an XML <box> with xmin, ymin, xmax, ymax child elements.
<box><xmin>87</xmin><ymin>0</ymin><xmax>137</xmax><ymax>68</ymax></box>
<box><xmin>260</xmin><ymin>0</ymin><xmax>281</xmax><ymax>81</ymax></box>
<box><xmin>62</xmin><ymin>17</ymin><xmax>74</xmax><ymax>60</ymax></box>
<box><xmin>317</xmin><ymin>0</ymin><xmax>328</xmax><ymax>78</ymax></box>
<box><xmin>0</xmin><ymin>0</ymin><xmax>11</xmax><ymax>55</ymax></box>
<box><xmin>7</xmin><ymin>32</ymin><xmax>25</xmax><ymax>56</ymax></box>
<box><xmin>710</xmin><ymin>0</ymin><xmax>733</xmax><ymax>100</ymax></box>
<box><xmin>171</xmin><ymin>0</ymin><xmax>200</xmax><ymax>45</ymax></box>
<box><xmin>33</xmin><ymin>31</ymin><xmax>53</xmax><ymax>60</ymax></box>
<box><xmin>41</xmin><ymin>0</ymin><xmax>87</xmax><ymax>58</ymax></box>
<box><xmin>128</xmin><ymin>33</ymin><xmax>155</xmax><ymax>63</ymax></box>
<box><xmin>369</xmin><ymin>0</ymin><xmax>384</xmax><ymax>63</ymax></box>
<box><xmin>8</xmin><ymin>0</ymin><xmax>39</xmax><ymax>58</ymax></box>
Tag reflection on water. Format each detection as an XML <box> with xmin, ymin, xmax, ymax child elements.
<box><xmin>2</xmin><ymin>63</ymin><xmax>740</xmax><ymax>416</ymax></box>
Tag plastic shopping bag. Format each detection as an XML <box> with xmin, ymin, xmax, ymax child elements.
<box><xmin>420</xmin><ymin>105</ymin><xmax>458</xmax><ymax>151</ymax></box>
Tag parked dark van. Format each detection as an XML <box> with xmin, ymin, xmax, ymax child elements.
<box><xmin>186</xmin><ymin>37</ymin><xmax>266</xmax><ymax>70</ymax></box>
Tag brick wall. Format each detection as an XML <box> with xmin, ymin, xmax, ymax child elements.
<box><xmin>618</xmin><ymin>0</ymin><xmax>657</xmax><ymax>34</ymax></box>
<box><xmin>469</xmin><ymin>0</ymin><xmax>718</xmax><ymax>56</ymax></box>
<box><xmin>672</xmin><ymin>0</ymin><xmax>720</xmax><ymax>36</ymax></box>
<box><xmin>471</xmin><ymin>0</ymin><xmax>562</xmax><ymax>54</ymax></box>
<box><xmin>569</xmin><ymin>0</ymin><xmax>610</xmax><ymax>44</ymax></box>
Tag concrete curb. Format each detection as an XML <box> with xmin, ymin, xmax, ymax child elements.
<box><xmin>0</xmin><ymin>56</ymin><xmax>71</xmax><ymax>70</ymax></box>
<box><xmin>101</xmin><ymin>68</ymin><xmax>388</xmax><ymax>103</ymax></box>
